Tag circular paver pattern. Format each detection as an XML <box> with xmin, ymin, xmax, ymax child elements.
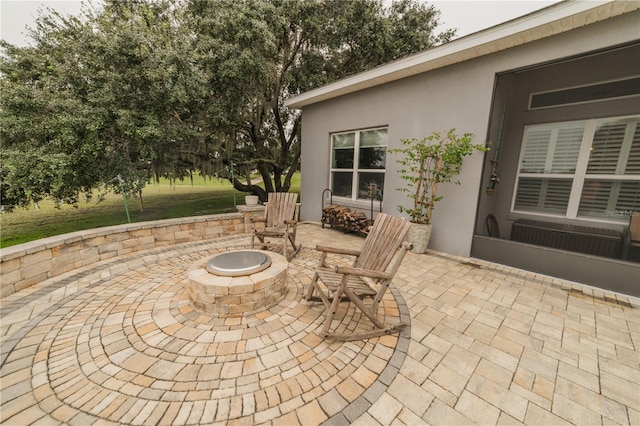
<box><xmin>0</xmin><ymin>237</ymin><xmax>410</xmax><ymax>425</ymax></box>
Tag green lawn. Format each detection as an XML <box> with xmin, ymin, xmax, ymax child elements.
<box><xmin>0</xmin><ymin>174</ymin><xmax>300</xmax><ymax>248</ymax></box>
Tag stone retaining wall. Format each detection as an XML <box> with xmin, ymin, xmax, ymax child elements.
<box><xmin>0</xmin><ymin>212</ymin><xmax>254</xmax><ymax>298</ymax></box>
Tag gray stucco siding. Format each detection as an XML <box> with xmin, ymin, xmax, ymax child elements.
<box><xmin>299</xmin><ymin>62</ymin><xmax>495</xmax><ymax>256</ymax></box>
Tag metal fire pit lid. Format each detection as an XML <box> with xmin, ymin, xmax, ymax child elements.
<box><xmin>206</xmin><ymin>251</ymin><xmax>271</xmax><ymax>277</ymax></box>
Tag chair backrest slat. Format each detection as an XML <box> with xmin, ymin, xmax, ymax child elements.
<box><xmin>266</xmin><ymin>192</ymin><xmax>299</xmax><ymax>227</ymax></box>
<box><xmin>356</xmin><ymin>213</ymin><xmax>410</xmax><ymax>272</ymax></box>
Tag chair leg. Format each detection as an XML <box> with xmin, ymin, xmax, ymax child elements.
<box><xmin>305</xmin><ymin>272</ymin><xmax>319</xmax><ymax>301</ymax></box>
<box><xmin>283</xmin><ymin>230</ymin><xmax>288</xmax><ymax>260</ymax></box>
<box><xmin>254</xmin><ymin>235</ymin><xmax>266</xmax><ymax>250</ymax></box>
<box><xmin>320</xmin><ymin>276</ymin><xmax>347</xmax><ymax>338</ymax></box>
<box><xmin>288</xmin><ymin>234</ymin><xmax>300</xmax><ymax>258</ymax></box>
<box><xmin>283</xmin><ymin>229</ymin><xmax>300</xmax><ymax>260</ymax></box>
<box><xmin>306</xmin><ymin>253</ymin><xmax>328</xmax><ymax>301</ymax></box>
<box><xmin>305</xmin><ymin>271</ymin><xmax>329</xmax><ymax>304</ymax></box>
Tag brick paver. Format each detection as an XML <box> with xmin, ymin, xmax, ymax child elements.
<box><xmin>1</xmin><ymin>224</ymin><xmax>639</xmax><ymax>425</ymax></box>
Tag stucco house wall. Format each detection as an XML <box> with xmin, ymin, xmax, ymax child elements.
<box><xmin>296</xmin><ymin>8</ymin><xmax>639</xmax><ymax>258</ymax></box>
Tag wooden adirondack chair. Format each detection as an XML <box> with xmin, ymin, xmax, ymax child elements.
<box><xmin>251</xmin><ymin>192</ymin><xmax>301</xmax><ymax>260</ymax></box>
<box><xmin>305</xmin><ymin>213</ymin><xmax>413</xmax><ymax>341</ymax></box>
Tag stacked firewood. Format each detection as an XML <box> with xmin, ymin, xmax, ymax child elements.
<box><xmin>322</xmin><ymin>205</ymin><xmax>372</xmax><ymax>234</ymax></box>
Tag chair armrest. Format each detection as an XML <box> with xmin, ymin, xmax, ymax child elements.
<box><xmin>315</xmin><ymin>245</ymin><xmax>361</xmax><ymax>257</ymax></box>
<box><xmin>334</xmin><ymin>265</ymin><xmax>393</xmax><ymax>280</ymax></box>
<box><xmin>284</xmin><ymin>220</ymin><xmax>298</xmax><ymax>225</ymax></box>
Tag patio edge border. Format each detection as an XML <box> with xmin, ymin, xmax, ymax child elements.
<box><xmin>0</xmin><ymin>213</ymin><xmax>251</xmax><ymax>298</ymax></box>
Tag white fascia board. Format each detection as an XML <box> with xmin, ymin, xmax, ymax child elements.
<box><xmin>285</xmin><ymin>0</ymin><xmax>633</xmax><ymax>109</ymax></box>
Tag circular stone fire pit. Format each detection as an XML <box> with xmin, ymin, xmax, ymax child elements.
<box><xmin>187</xmin><ymin>250</ymin><xmax>288</xmax><ymax>316</ymax></box>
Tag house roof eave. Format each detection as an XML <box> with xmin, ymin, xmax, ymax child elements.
<box><xmin>284</xmin><ymin>0</ymin><xmax>638</xmax><ymax>109</ymax></box>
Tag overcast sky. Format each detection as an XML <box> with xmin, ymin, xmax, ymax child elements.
<box><xmin>1</xmin><ymin>0</ymin><xmax>561</xmax><ymax>48</ymax></box>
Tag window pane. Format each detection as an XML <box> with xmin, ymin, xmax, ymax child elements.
<box><xmin>520</xmin><ymin>129</ymin><xmax>551</xmax><ymax>173</ymax></box>
<box><xmin>332</xmin><ymin>133</ymin><xmax>355</xmax><ymax>149</ymax></box>
<box><xmin>514</xmin><ymin>177</ymin><xmax>571</xmax><ymax>214</ymax></box>
<box><xmin>543</xmin><ymin>179</ymin><xmax>573</xmax><ymax>212</ymax></box>
<box><xmin>520</xmin><ymin>125</ymin><xmax>583</xmax><ymax>174</ymax></box>
<box><xmin>587</xmin><ymin>122</ymin><xmax>627</xmax><ymax>174</ymax></box>
<box><xmin>625</xmin><ymin>123</ymin><xmax>640</xmax><ymax>175</ymax></box>
<box><xmin>332</xmin><ymin>133</ymin><xmax>355</xmax><ymax>168</ymax></box>
<box><xmin>578</xmin><ymin>180</ymin><xmax>640</xmax><ymax>220</ymax></box>
<box><xmin>616</xmin><ymin>181</ymin><xmax>640</xmax><ymax>212</ymax></box>
<box><xmin>332</xmin><ymin>148</ymin><xmax>354</xmax><ymax>168</ymax></box>
<box><xmin>357</xmin><ymin>172</ymin><xmax>384</xmax><ymax>199</ymax></box>
<box><xmin>578</xmin><ymin>180</ymin><xmax>613</xmax><ymax>218</ymax></box>
<box><xmin>360</xmin><ymin>129</ymin><xmax>387</xmax><ymax>147</ymax></box>
<box><xmin>530</xmin><ymin>77</ymin><xmax>640</xmax><ymax>109</ymax></box>
<box><xmin>331</xmin><ymin>172</ymin><xmax>352</xmax><ymax>197</ymax></box>
<box><xmin>552</xmin><ymin>127</ymin><xmax>583</xmax><ymax>173</ymax></box>
<box><xmin>359</xmin><ymin>147</ymin><xmax>386</xmax><ymax>169</ymax></box>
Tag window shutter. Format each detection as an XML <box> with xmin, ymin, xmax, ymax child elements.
<box><xmin>514</xmin><ymin>178</ymin><xmax>541</xmax><ymax>210</ymax></box>
<box><xmin>520</xmin><ymin>125</ymin><xmax>583</xmax><ymax>173</ymax></box>
<box><xmin>625</xmin><ymin>125</ymin><xmax>640</xmax><ymax>175</ymax></box>
<box><xmin>542</xmin><ymin>179</ymin><xmax>572</xmax><ymax>212</ymax></box>
<box><xmin>520</xmin><ymin>129</ymin><xmax>551</xmax><ymax>173</ymax></box>
<box><xmin>578</xmin><ymin>180</ymin><xmax>612</xmax><ymax>217</ymax></box>
<box><xmin>515</xmin><ymin>116</ymin><xmax>639</xmax><ymax>221</ymax></box>
<box><xmin>616</xmin><ymin>181</ymin><xmax>640</xmax><ymax>211</ymax></box>
<box><xmin>550</xmin><ymin>127</ymin><xmax>583</xmax><ymax>173</ymax></box>
<box><xmin>515</xmin><ymin>178</ymin><xmax>571</xmax><ymax>214</ymax></box>
<box><xmin>587</xmin><ymin>123</ymin><xmax>626</xmax><ymax>174</ymax></box>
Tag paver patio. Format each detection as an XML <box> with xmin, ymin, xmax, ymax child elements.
<box><xmin>1</xmin><ymin>223</ymin><xmax>639</xmax><ymax>425</ymax></box>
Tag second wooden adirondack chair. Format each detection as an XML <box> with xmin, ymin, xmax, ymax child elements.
<box><xmin>251</xmin><ymin>192</ymin><xmax>301</xmax><ymax>260</ymax></box>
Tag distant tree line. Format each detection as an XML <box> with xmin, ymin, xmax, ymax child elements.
<box><xmin>0</xmin><ymin>0</ymin><xmax>455</xmax><ymax>209</ymax></box>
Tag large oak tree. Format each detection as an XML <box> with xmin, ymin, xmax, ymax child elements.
<box><xmin>0</xmin><ymin>0</ymin><xmax>454</xmax><ymax>208</ymax></box>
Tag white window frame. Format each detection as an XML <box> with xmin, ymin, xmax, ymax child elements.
<box><xmin>512</xmin><ymin>114</ymin><xmax>640</xmax><ymax>222</ymax></box>
<box><xmin>329</xmin><ymin>127</ymin><xmax>387</xmax><ymax>202</ymax></box>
